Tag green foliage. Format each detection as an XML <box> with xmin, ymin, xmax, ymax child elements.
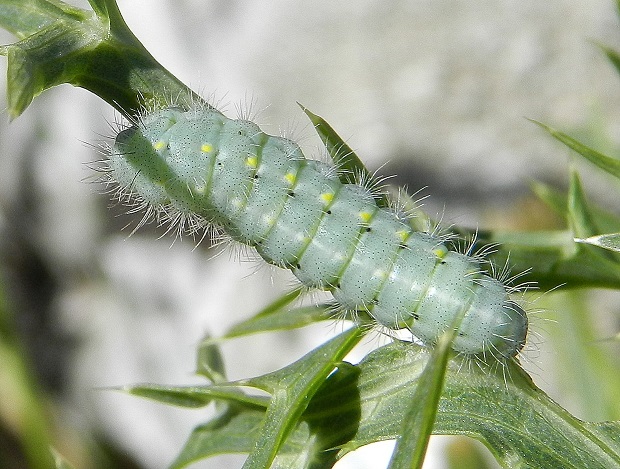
<box><xmin>2</xmin><ymin>0</ymin><xmax>620</xmax><ymax>468</ymax></box>
<box><xmin>0</xmin><ymin>0</ymin><xmax>200</xmax><ymax>118</ymax></box>
<box><xmin>126</xmin><ymin>341</ymin><xmax>620</xmax><ymax>469</ymax></box>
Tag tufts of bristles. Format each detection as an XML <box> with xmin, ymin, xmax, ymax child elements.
<box><xmin>388</xmin><ymin>185</ymin><xmax>430</xmax><ymax>223</ymax></box>
<box><xmin>234</xmin><ymin>92</ymin><xmax>265</xmax><ymax>123</ymax></box>
<box><xmin>350</xmin><ymin>162</ymin><xmax>394</xmax><ymax>202</ymax></box>
<box><xmin>93</xmin><ymin>96</ymin><xmax>534</xmax><ymax>368</ymax></box>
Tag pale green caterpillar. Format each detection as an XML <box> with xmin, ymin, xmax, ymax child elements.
<box><xmin>107</xmin><ymin>103</ymin><xmax>528</xmax><ymax>358</ymax></box>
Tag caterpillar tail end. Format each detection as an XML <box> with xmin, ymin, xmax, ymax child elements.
<box><xmin>489</xmin><ymin>302</ymin><xmax>529</xmax><ymax>359</ymax></box>
<box><xmin>450</xmin><ymin>298</ymin><xmax>529</xmax><ymax>359</ymax></box>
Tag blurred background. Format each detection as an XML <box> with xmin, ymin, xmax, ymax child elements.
<box><xmin>1</xmin><ymin>0</ymin><xmax>620</xmax><ymax>467</ymax></box>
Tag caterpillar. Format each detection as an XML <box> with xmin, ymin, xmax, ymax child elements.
<box><xmin>107</xmin><ymin>103</ymin><xmax>528</xmax><ymax>359</ymax></box>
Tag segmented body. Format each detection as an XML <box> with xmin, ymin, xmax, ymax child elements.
<box><xmin>108</xmin><ymin>105</ymin><xmax>528</xmax><ymax>358</ymax></box>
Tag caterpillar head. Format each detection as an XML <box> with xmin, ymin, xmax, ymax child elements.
<box><xmin>455</xmin><ymin>287</ymin><xmax>528</xmax><ymax>359</ymax></box>
<box><xmin>109</xmin><ymin>108</ymin><xmax>218</xmax><ymax>214</ymax></box>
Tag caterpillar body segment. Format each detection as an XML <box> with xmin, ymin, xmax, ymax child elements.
<box><xmin>109</xmin><ymin>105</ymin><xmax>528</xmax><ymax>358</ymax></box>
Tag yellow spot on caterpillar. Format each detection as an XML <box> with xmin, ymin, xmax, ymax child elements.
<box><xmin>433</xmin><ymin>246</ymin><xmax>448</xmax><ymax>259</ymax></box>
<box><xmin>153</xmin><ymin>140</ymin><xmax>166</xmax><ymax>151</ymax></box>
<box><xmin>396</xmin><ymin>230</ymin><xmax>409</xmax><ymax>242</ymax></box>
<box><xmin>320</xmin><ymin>192</ymin><xmax>334</xmax><ymax>204</ymax></box>
<box><xmin>246</xmin><ymin>156</ymin><xmax>258</xmax><ymax>168</ymax></box>
<box><xmin>194</xmin><ymin>185</ymin><xmax>206</xmax><ymax>195</ymax></box>
<box><xmin>359</xmin><ymin>211</ymin><xmax>373</xmax><ymax>223</ymax></box>
<box><xmin>284</xmin><ymin>172</ymin><xmax>296</xmax><ymax>185</ymax></box>
<box><xmin>201</xmin><ymin>143</ymin><xmax>214</xmax><ymax>153</ymax></box>
<box><xmin>231</xmin><ymin>197</ymin><xmax>244</xmax><ymax>209</ymax></box>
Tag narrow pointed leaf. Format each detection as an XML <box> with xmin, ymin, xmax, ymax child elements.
<box><xmin>486</xmin><ymin>177</ymin><xmax>620</xmax><ymax>290</ymax></box>
<box><xmin>123</xmin><ymin>383</ymin><xmax>268</xmax><ymax>409</ymax></box>
<box><xmin>298</xmin><ymin>103</ymin><xmax>391</xmax><ymax>207</ymax></box>
<box><xmin>576</xmin><ymin>233</ymin><xmax>620</xmax><ymax>253</ymax></box>
<box><xmin>388</xmin><ymin>327</ymin><xmax>454</xmax><ymax>469</ymax></box>
<box><xmin>220</xmin><ymin>304</ymin><xmax>335</xmax><ymax>340</ymax></box>
<box><xmin>531</xmin><ymin>120</ymin><xmax>620</xmax><ymax>180</ymax></box>
<box><xmin>203</xmin><ymin>288</ymin><xmax>336</xmax><ymax>343</ymax></box>
<box><xmin>531</xmin><ymin>180</ymin><xmax>569</xmax><ymax>216</ymax></box>
<box><xmin>567</xmin><ymin>170</ymin><xmax>599</xmax><ymax>240</ymax></box>
<box><xmin>531</xmin><ymin>181</ymin><xmax>620</xmax><ymax>234</ymax></box>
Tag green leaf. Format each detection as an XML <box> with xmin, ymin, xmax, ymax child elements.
<box><xmin>576</xmin><ymin>233</ymin><xmax>620</xmax><ymax>253</ymax></box>
<box><xmin>568</xmin><ymin>167</ymin><xmax>620</xmax><ymax>259</ymax></box>
<box><xmin>531</xmin><ymin>120</ymin><xmax>620</xmax><ymax>180</ymax></box>
<box><xmin>222</xmin><ymin>304</ymin><xmax>336</xmax><ymax>341</ymax></box>
<box><xmin>388</xmin><ymin>326</ymin><xmax>454</xmax><ymax>469</ymax></box>
<box><xmin>165</xmin><ymin>341</ymin><xmax>620</xmax><ymax>468</ymax></box>
<box><xmin>298</xmin><ymin>103</ymin><xmax>391</xmax><ymax>208</ymax></box>
<box><xmin>484</xmin><ymin>176</ymin><xmax>620</xmax><ymax>291</ymax></box>
<box><xmin>123</xmin><ymin>383</ymin><xmax>268</xmax><ymax>409</ymax></box>
<box><xmin>567</xmin><ymin>169</ymin><xmax>599</xmax><ymax>240</ymax></box>
<box><xmin>333</xmin><ymin>343</ymin><xmax>620</xmax><ymax>468</ymax></box>
<box><xmin>124</xmin><ymin>385</ymin><xmax>212</xmax><ymax>409</ymax></box>
<box><xmin>531</xmin><ymin>181</ymin><xmax>620</xmax><ymax>234</ymax></box>
<box><xmin>171</xmin><ymin>403</ymin><xmax>351</xmax><ymax>469</ymax></box>
<box><xmin>531</xmin><ymin>180</ymin><xmax>570</xmax><ymax>216</ymax></box>
<box><xmin>239</xmin><ymin>327</ymin><xmax>363</xmax><ymax>469</ymax></box>
<box><xmin>0</xmin><ymin>0</ymin><xmax>201</xmax><ymax>117</ymax></box>
<box><xmin>203</xmin><ymin>287</ymin><xmax>338</xmax><ymax>343</ymax></box>
<box><xmin>170</xmin><ymin>408</ymin><xmax>276</xmax><ymax>469</ymax></box>
<box><xmin>195</xmin><ymin>336</ymin><xmax>227</xmax><ymax>383</ymax></box>
<box><xmin>490</xmin><ymin>229</ymin><xmax>620</xmax><ymax>290</ymax></box>
<box><xmin>0</xmin><ymin>0</ymin><xmax>83</xmax><ymax>38</ymax></box>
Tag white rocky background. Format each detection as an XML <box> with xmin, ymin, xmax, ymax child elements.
<box><xmin>1</xmin><ymin>0</ymin><xmax>620</xmax><ymax>468</ymax></box>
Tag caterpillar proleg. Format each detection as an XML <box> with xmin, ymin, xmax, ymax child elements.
<box><xmin>108</xmin><ymin>103</ymin><xmax>528</xmax><ymax>358</ymax></box>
